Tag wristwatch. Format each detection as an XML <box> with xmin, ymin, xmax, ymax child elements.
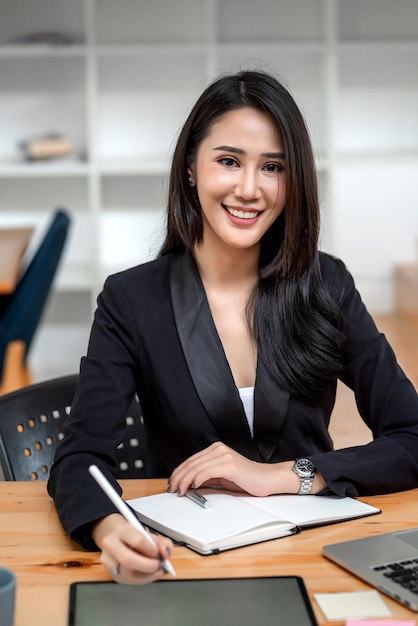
<box><xmin>292</xmin><ymin>458</ymin><xmax>316</xmax><ymax>495</ymax></box>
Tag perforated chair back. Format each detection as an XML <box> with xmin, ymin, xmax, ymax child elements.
<box><xmin>0</xmin><ymin>374</ymin><xmax>147</xmax><ymax>481</ymax></box>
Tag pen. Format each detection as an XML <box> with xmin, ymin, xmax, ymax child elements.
<box><xmin>88</xmin><ymin>464</ymin><xmax>176</xmax><ymax>577</ymax></box>
<box><xmin>185</xmin><ymin>488</ymin><xmax>212</xmax><ymax>509</ymax></box>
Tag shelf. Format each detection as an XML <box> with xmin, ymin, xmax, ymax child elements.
<box><xmin>217</xmin><ymin>0</ymin><xmax>326</xmax><ymax>44</ymax></box>
<box><xmin>95</xmin><ymin>0</ymin><xmax>208</xmax><ymax>45</ymax></box>
<box><xmin>55</xmin><ymin>264</ymin><xmax>96</xmax><ymax>292</ymax></box>
<box><xmin>0</xmin><ymin>161</ymin><xmax>89</xmax><ymax>178</ymax></box>
<box><xmin>334</xmin><ymin>151</ymin><xmax>418</xmax><ymax>164</ymax></box>
<box><xmin>0</xmin><ymin>44</ymin><xmax>87</xmax><ymax>58</ymax></box>
<box><xmin>101</xmin><ymin>178</ymin><xmax>167</xmax><ymax>226</ymax></box>
<box><xmin>95</xmin><ymin>43</ymin><xmax>208</xmax><ymax>57</ymax></box>
<box><xmin>338</xmin><ymin>39</ymin><xmax>418</xmax><ymax>52</ymax></box>
<box><xmin>338</xmin><ymin>0</ymin><xmax>418</xmax><ymax>41</ymax></box>
<box><xmin>1</xmin><ymin>0</ymin><xmax>418</xmax><ymax>377</ymax></box>
<box><xmin>99</xmin><ymin>158</ymin><xmax>169</xmax><ymax>176</ymax></box>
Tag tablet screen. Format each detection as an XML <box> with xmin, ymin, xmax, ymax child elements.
<box><xmin>68</xmin><ymin>576</ymin><xmax>318</xmax><ymax>626</ymax></box>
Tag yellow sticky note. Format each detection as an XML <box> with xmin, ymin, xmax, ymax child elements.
<box><xmin>314</xmin><ymin>590</ymin><xmax>391</xmax><ymax>621</ymax></box>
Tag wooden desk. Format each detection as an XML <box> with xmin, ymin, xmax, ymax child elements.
<box><xmin>1</xmin><ymin>481</ymin><xmax>418</xmax><ymax>626</ymax></box>
<box><xmin>0</xmin><ymin>227</ymin><xmax>33</xmax><ymax>294</ymax></box>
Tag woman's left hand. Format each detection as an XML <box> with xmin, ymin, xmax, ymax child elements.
<box><xmin>168</xmin><ymin>441</ymin><xmax>298</xmax><ymax>497</ymax></box>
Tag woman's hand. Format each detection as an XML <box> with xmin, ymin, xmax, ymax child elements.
<box><xmin>92</xmin><ymin>513</ymin><xmax>174</xmax><ymax>584</ymax></box>
<box><xmin>169</xmin><ymin>442</ymin><xmax>292</xmax><ymax>496</ymax></box>
<box><xmin>168</xmin><ymin>442</ymin><xmax>326</xmax><ymax>497</ymax></box>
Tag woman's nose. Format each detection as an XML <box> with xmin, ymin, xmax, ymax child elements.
<box><xmin>235</xmin><ymin>168</ymin><xmax>261</xmax><ymax>201</ymax></box>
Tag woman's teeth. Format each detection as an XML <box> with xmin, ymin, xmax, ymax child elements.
<box><xmin>225</xmin><ymin>207</ymin><xmax>259</xmax><ymax>219</ymax></box>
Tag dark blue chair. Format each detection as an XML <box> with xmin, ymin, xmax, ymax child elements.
<box><xmin>0</xmin><ymin>209</ymin><xmax>71</xmax><ymax>394</ymax></box>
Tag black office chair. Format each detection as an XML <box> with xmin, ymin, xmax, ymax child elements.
<box><xmin>0</xmin><ymin>209</ymin><xmax>71</xmax><ymax>394</ymax></box>
<box><xmin>0</xmin><ymin>374</ymin><xmax>147</xmax><ymax>481</ymax></box>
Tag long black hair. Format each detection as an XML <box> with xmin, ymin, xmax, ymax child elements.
<box><xmin>160</xmin><ymin>70</ymin><xmax>346</xmax><ymax>400</ymax></box>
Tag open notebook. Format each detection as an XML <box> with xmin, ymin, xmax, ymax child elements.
<box><xmin>128</xmin><ymin>489</ymin><xmax>380</xmax><ymax>555</ymax></box>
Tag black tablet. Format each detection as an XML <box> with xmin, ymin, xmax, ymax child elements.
<box><xmin>68</xmin><ymin>575</ymin><xmax>318</xmax><ymax>626</ymax></box>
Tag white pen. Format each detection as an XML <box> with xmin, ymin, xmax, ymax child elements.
<box><xmin>185</xmin><ymin>488</ymin><xmax>212</xmax><ymax>509</ymax></box>
<box><xmin>88</xmin><ymin>464</ymin><xmax>176</xmax><ymax>577</ymax></box>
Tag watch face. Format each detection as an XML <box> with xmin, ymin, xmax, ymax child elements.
<box><xmin>295</xmin><ymin>458</ymin><xmax>315</xmax><ymax>477</ymax></box>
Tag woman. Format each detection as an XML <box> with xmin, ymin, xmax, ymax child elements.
<box><xmin>48</xmin><ymin>70</ymin><xmax>418</xmax><ymax>584</ymax></box>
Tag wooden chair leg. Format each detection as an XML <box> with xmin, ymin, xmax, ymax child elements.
<box><xmin>0</xmin><ymin>340</ymin><xmax>32</xmax><ymax>395</ymax></box>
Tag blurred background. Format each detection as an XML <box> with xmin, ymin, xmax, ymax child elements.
<box><xmin>0</xmin><ymin>0</ymin><xmax>417</xmax><ymax>384</ymax></box>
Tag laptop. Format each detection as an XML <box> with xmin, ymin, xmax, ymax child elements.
<box><xmin>323</xmin><ymin>527</ymin><xmax>418</xmax><ymax>611</ymax></box>
<box><xmin>68</xmin><ymin>576</ymin><xmax>318</xmax><ymax>626</ymax></box>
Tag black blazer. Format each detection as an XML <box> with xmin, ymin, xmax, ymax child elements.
<box><xmin>48</xmin><ymin>252</ymin><xmax>418</xmax><ymax>549</ymax></box>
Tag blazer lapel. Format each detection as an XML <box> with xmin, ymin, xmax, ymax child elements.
<box><xmin>170</xmin><ymin>252</ymin><xmax>290</xmax><ymax>462</ymax></box>
<box><xmin>170</xmin><ymin>253</ymin><xmax>258</xmax><ymax>459</ymax></box>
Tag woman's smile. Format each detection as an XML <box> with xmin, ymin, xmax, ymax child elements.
<box><xmin>223</xmin><ymin>204</ymin><xmax>262</xmax><ymax>223</ymax></box>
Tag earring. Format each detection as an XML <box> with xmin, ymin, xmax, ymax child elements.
<box><xmin>188</xmin><ymin>177</ymin><xmax>195</xmax><ymax>187</ymax></box>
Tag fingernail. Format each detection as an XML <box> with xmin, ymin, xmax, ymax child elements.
<box><xmin>165</xmin><ymin>546</ymin><xmax>172</xmax><ymax>557</ymax></box>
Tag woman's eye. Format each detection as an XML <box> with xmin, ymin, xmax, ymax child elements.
<box><xmin>264</xmin><ymin>162</ymin><xmax>283</xmax><ymax>173</ymax></box>
<box><xmin>219</xmin><ymin>157</ymin><xmax>238</xmax><ymax>167</ymax></box>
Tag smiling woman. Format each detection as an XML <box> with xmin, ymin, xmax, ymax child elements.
<box><xmin>48</xmin><ymin>70</ymin><xmax>418</xmax><ymax>586</ymax></box>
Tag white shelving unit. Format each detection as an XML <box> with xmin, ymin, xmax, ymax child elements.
<box><xmin>0</xmin><ymin>0</ymin><xmax>417</xmax><ymax>380</ymax></box>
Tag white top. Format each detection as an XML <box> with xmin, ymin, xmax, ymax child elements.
<box><xmin>238</xmin><ymin>386</ymin><xmax>255</xmax><ymax>437</ymax></box>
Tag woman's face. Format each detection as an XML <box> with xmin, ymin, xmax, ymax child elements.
<box><xmin>189</xmin><ymin>107</ymin><xmax>286</xmax><ymax>254</ymax></box>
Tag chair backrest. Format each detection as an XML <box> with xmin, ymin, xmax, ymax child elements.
<box><xmin>0</xmin><ymin>209</ymin><xmax>71</xmax><ymax>377</ymax></box>
<box><xmin>0</xmin><ymin>374</ymin><xmax>147</xmax><ymax>481</ymax></box>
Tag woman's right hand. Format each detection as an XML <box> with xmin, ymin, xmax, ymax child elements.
<box><xmin>92</xmin><ymin>513</ymin><xmax>174</xmax><ymax>584</ymax></box>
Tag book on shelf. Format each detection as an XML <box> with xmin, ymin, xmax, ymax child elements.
<box><xmin>128</xmin><ymin>488</ymin><xmax>381</xmax><ymax>556</ymax></box>
<box><xmin>19</xmin><ymin>132</ymin><xmax>75</xmax><ymax>161</ymax></box>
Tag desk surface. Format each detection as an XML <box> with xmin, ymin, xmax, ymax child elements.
<box><xmin>0</xmin><ymin>227</ymin><xmax>33</xmax><ymax>294</ymax></box>
<box><xmin>1</xmin><ymin>480</ymin><xmax>417</xmax><ymax>626</ymax></box>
